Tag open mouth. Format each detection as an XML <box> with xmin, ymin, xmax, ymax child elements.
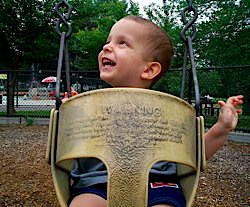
<box><xmin>102</xmin><ymin>58</ymin><xmax>116</xmax><ymax>66</ymax></box>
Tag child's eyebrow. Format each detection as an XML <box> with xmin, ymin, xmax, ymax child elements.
<box><xmin>106</xmin><ymin>34</ymin><xmax>135</xmax><ymax>44</ymax></box>
<box><xmin>106</xmin><ymin>36</ymin><xmax>111</xmax><ymax>43</ymax></box>
<box><xmin>117</xmin><ymin>34</ymin><xmax>135</xmax><ymax>43</ymax></box>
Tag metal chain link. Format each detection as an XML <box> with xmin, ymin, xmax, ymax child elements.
<box><xmin>55</xmin><ymin>0</ymin><xmax>73</xmax><ymax>38</ymax></box>
<box><xmin>180</xmin><ymin>0</ymin><xmax>198</xmax><ymax>42</ymax></box>
<box><xmin>54</xmin><ymin>0</ymin><xmax>73</xmax><ymax>109</ymax></box>
<box><xmin>180</xmin><ymin>0</ymin><xmax>200</xmax><ymax>116</ymax></box>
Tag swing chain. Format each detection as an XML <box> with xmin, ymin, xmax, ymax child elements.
<box><xmin>55</xmin><ymin>0</ymin><xmax>73</xmax><ymax>38</ymax></box>
<box><xmin>186</xmin><ymin>0</ymin><xmax>193</xmax><ymax>10</ymax></box>
<box><xmin>180</xmin><ymin>0</ymin><xmax>200</xmax><ymax>116</ymax></box>
<box><xmin>180</xmin><ymin>0</ymin><xmax>198</xmax><ymax>43</ymax></box>
<box><xmin>54</xmin><ymin>0</ymin><xmax>73</xmax><ymax>110</ymax></box>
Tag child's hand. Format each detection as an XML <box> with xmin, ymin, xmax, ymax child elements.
<box><xmin>217</xmin><ymin>95</ymin><xmax>244</xmax><ymax>132</ymax></box>
<box><xmin>62</xmin><ymin>89</ymin><xmax>78</xmax><ymax>103</ymax></box>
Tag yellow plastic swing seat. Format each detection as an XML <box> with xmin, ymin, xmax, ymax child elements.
<box><xmin>46</xmin><ymin>88</ymin><xmax>205</xmax><ymax>207</ymax></box>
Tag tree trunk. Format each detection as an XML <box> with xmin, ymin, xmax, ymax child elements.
<box><xmin>7</xmin><ymin>71</ymin><xmax>17</xmax><ymax>115</ymax></box>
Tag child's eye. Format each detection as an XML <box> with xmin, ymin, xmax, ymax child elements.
<box><xmin>103</xmin><ymin>41</ymin><xmax>110</xmax><ymax>47</ymax></box>
<box><xmin>119</xmin><ymin>40</ymin><xmax>128</xmax><ymax>46</ymax></box>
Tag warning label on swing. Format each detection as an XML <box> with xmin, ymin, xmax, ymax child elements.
<box><xmin>60</xmin><ymin>101</ymin><xmax>194</xmax><ymax>148</ymax></box>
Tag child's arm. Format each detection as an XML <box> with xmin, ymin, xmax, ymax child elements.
<box><xmin>204</xmin><ymin>95</ymin><xmax>244</xmax><ymax>160</ymax></box>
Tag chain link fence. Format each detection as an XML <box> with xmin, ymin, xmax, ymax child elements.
<box><xmin>0</xmin><ymin>70</ymin><xmax>109</xmax><ymax>118</ymax></box>
<box><xmin>0</xmin><ymin>66</ymin><xmax>249</xmax><ymax>132</ymax></box>
<box><xmin>155</xmin><ymin>65</ymin><xmax>250</xmax><ymax>132</ymax></box>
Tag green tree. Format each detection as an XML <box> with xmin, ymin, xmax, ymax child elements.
<box><xmin>69</xmin><ymin>0</ymin><xmax>139</xmax><ymax>71</ymax></box>
<box><xmin>145</xmin><ymin>1</ymin><xmax>250</xmax><ymax>114</ymax></box>
<box><xmin>0</xmin><ymin>0</ymin><xmax>139</xmax><ymax>114</ymax></box>
<box><xmin>195</xmin><ymin>0</ymin><xmax>250</xmax><ymax>114</ymax></box>
<box><xmin>195</xmin><ymin>0</ymin><xmax>250</xmax><ymax>66</ymax></box>
<box><xmin>1</xmin><ymin>0</ymin><xmax>249</xmax><ymax>115</ymax></box>
<box><xmin>0</xmin><ymin>0</ymin><xmax>58</xmax><ymax>114</ymax></box>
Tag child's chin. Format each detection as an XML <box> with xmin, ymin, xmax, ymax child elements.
<box><xmin>100</xmin><ymin>73</ymin><xmax>113</xmax><ymax>84</ymax></box>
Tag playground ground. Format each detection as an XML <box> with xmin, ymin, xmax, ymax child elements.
<box><xmin>0</xmin><ymin>124</ymin><xmax>249</xmax><ymax>207</ymax></box>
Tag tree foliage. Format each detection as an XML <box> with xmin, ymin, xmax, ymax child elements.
<box><xmin>0</xmin><ymin>0</ymin><xmax>138</xmax><ymax>114</ymax></box>
<box><xmin>195</xmin><ymin>0</ymin><xmax>250</xmax><ymax>66</ymax></box>
<box><xmin>0</xmin><ymin>0</ymin><xmax>59</xmax><ymax>70</ymax></box>
<box><xmin>0</xmin><ymin>0</ymin><xmax>249</xmax><ymax>114</ymax></box>
<box><xmin>194</xmin><ymin>0</ymin><xmax>250</xmax><ymax>114</ymax></box>
<box><xmin>145</xmin><ymin>0</ymin><xmax>250</xmax><ymax>114</ymax></box>
<box><xmin>68</xmin><ymin>0</ymin><xmax>139</xmax><ymax>71</ymax></box>
<box><xmin>0</xmin><ymin>0</ymin><xmax>59</xmax><ymax>114</ymax></box>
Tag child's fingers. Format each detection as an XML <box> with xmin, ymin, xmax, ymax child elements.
<box><xmin>218</xmin><ymin>100</ymin><xmax>226</xmax><ymax>107</ymax></box>
<box><xmin>61</xmin><ymin>92</ymin><xmax>68</xmax><ymax>103</ymax></box>
<box><xmin>71</xmin><ymin>91</ymin><xmax>78</xmax><ymax>96</ymax></box>
<box><xmin>227</xmin><ymin>95</ymin><xmax>244</xmax><ymax>106</ymax></box>
<box><xmin>236</xmin><ymin>109</ymin><xmax>242</xmax><ymax>114</ymax></box>
<box><xmin>235</xmin><ymin>95</ymin><xmax>244</xmax><ymax>100</ymax></box>
<box><xmin>64</xmin><ymin>92</ymin><xmax>68</xmax><ymax>98</ymax></box>
<box><xmin>64</xmin><ymin>91</ymin><xmax>77</xmax><ymax>98</ymax></box>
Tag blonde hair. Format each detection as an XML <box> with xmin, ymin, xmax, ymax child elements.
<box><xmin>122</xmin><ymin>15</ymin><xmax>174</xmax><ymax>82</ymax></box>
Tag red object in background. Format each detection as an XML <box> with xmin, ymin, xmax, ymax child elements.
<box><xmin>48</xmin><ymin>90</ymin><xmax>56</xmax><ymax>97</ymax></box>
<box><xmin>42</xmin><ymin>76</ymin><xmax>57</xmax><ymax>83</ymax></box>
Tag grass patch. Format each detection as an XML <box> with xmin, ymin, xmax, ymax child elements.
<box><xmin>26</xmin><ymin>117</ymin><xmax>34</xmax><ymax>126</ymax></box>
<box><xmin>0</xmin><ymin>110</ymin><xmax>51</xmax><ymax>117</ymax></box>
<box><xmin>16</xmin><ymin>110</ymin><xmax>51</xmax><ymax>117</ymax></box>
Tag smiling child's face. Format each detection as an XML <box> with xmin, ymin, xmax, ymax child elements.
<box><xmin>98</xmin><ymin>19</ymin><xmax>151</xmax><ymax>87</ymax></box>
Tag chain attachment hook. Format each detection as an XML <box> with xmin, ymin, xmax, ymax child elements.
<box><xmin>55</xmin><ymin>0</ymin><xmax>73</xmax><ymax>38</ymax></box>
<box><xmin>180</xmin><ymin>0</ymin><xmax>200</xmax><ymax>116</ymax></box>
<box><xmin>54</xmin><ymin>0</ymin><xmax>73</xmax><ymax>110</ymax></box>
<box><xmin>180</xmin><ymin>0</ymin><xmax>198</xmax><ymax>43</ymax></box>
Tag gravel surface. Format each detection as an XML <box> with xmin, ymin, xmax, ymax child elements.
<box><xmin>0</xmin><ymin>124</ymin><xmax>249</xmax><ymax>207</ymax></box>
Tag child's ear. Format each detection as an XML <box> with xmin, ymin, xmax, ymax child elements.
<box><xmin>141</xmin><ymin>62</ymin><xmax>162</xmax><ymax>80</ymax></box>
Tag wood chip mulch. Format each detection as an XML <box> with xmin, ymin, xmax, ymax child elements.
<box><xmin>0</xmin><ymin>125</ymin><xmax>249</xmax><ymax>207</ymax></box>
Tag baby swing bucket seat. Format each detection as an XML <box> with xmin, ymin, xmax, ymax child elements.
<box><xmin>48</xmin><ymin>1</ymin><xmax>204</xmax><ymax>205</ymax></box>
<box><xmin>46</xmin><ymin>88</ymin><xmax>206</xmax><ymax>207</ymax></box>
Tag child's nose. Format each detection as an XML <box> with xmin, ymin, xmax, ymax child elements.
<box><xmin>103</xmin><ymin>43</ymin><xmax>113</xmax><ymax>52</ymax></box>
